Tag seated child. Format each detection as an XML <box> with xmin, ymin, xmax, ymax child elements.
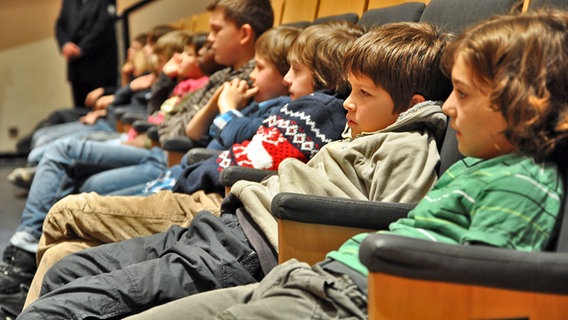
<box><xmin>119</xmin><ymin>10</ymin><xmax>568</xmax><ymax>320</ymax></box>
<box><xmin>17</xmin><ymin>21</ymin><xmax>452</xmax><ymax>319</ymax></box>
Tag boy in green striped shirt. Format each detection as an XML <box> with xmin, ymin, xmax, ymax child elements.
<box><xmin>330</xmin><ymin>155</ymin><xmax>562</xmax><ymax>276</ymax></box>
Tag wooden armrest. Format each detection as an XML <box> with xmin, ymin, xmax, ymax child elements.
<box><xmin>360</xmin><ymin>234</ymin><xmax>568</xmax><ymax>294</ymax></box>
<box><xmin>359</xmin><ymin>234</ymin><xmax>568</xmax><ymax>319</ymax></box>
<box><xmin>272</xmin><ymin>193</ymin><xmax>413</xmax><ymax>265</ymax></box>
<box><xmin>366</xmin><ymin>272</ymin><xmax>568</xmax><ymax>320</ymax></box>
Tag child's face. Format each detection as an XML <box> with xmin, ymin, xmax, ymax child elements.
<box><xmin>249</xmin><ymin>55</ymin><xmax>288</xmax><ymax>103</ymax></box>
<box><xmin>127</xmin><ymin>40</ymin><xmax>144</xmax><ymax>62</ymax></box>
<box><xmin>208</xmin><ymin>8</ymin><xmax>242</xmax><ymax>67</ymax></box>
<box><xmin>343</xmin><ymin>73</ymin><xmax>399</xmax><ymax>138</ymax></box>
<box><xmin>153</xmin><ymin>53</ymin><xmax>168</xmax><ymax>73</ymax></box>
<box><xmin>177</xmin><ymin>45</ymin><xmax>202</xmax><ymax>79</ymax></box>
<box><xmin>143</xmin><ymin>38</ymin><xmax>154</xmax><ymax>57</ymax></box>
<box><xmin>442</xmin><ymin>55</ymin><xmax>513</xmax><ymax>159</ymax></box>
<box><xmin>283</xmin><ymin>61</ymin><xmax>314</xmax><ymax>101</ymax></box>
<box><xmin>198</xmin><ymin>42</ymin><xmax>223</xmax><ymax>75</ymax></box>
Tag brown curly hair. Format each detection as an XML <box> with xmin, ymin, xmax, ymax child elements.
<box><xmin>442</xmin><ymin>10</ymin><xmax>568</xmax><ymax>164</ymax></box>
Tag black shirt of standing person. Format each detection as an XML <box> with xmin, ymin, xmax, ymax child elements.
<box><xmin>55</xmin><ymin>0</ymin><xmax>118</xmax><ymax>107</ymax></box>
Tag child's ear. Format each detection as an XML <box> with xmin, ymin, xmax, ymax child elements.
<box><xmin>409</xmin><ymin>94</ymin><xmax>426</xmax><ymax>107</ymax></box>
<box><xmin>239</xmin><ymin>24</ymin><xmax>254</xmax><ymax>46</ymax></box>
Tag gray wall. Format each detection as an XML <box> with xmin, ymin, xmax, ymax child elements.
<box><xmin>0</xmin><ymin>0</ymin><xmax>210</xmax><ymax>153</ymax></box>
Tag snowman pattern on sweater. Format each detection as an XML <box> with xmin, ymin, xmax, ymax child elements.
<box><xmin>217</xmin><ymin>91</ymin><xmax>346</xmax><ymax>171</ymax></box>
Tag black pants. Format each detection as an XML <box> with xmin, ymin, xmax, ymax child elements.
<box><xmin>20</xmin><ymin>212</ymin><xmax>262</xmax><ymax>320</ymax></box>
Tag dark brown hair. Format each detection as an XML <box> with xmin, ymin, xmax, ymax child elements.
<box><xmin>345</xmin><ymin>22</ymin><xmax>453</xmax><ymax>114</ymax></box>
<box><xmin>207</xmin><ymin>0</ymin><xmax>274</xmax><ymax>40</ymax></box>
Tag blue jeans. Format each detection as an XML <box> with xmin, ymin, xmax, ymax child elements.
<box><xmin>11</xmin><ymin>138</ymin><xmax>167</xmax><ymax>252</ymax></box>
<box><xmin>28</xmin><ymin>120</ymin><xmax>114</xmax><ymax>165</ymax></box>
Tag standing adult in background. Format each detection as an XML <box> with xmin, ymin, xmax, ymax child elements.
<box><xmin>56</xmin><ymin>0</ymin><xmax>119</xmax><ymax>107</ymax></box>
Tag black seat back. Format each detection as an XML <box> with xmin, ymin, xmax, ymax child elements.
<box><xmin>550</xmin><ymin>163</ymin><xmax>568</xmax><ymax>252</ymax></box>
<box><xmin>312</xmin><ymin>12</ymin><xmax>359</xmax><ymax>25</ymax></box>
<box><xmin>357</xmin><ymin>2</ymin><xmax>426</xmax><ymax>29</ymax></box>
<box><xmin>437</xmin><ymin>125</ymin><xmax>462</xmax><ymax>176</ymax></box>
<box><xmin>419</xmin><ymin>0</ymin><xmax>520</xmax><ymax>34</ymax></box>
<box><xmin>529</xmin><ymin>0</ymin><xmax>568</xmax><ymax>10</ymax></box>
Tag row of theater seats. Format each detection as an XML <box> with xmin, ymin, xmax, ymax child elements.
<box><xmin>121</xmin><ymin>0</ymin><xmax>554</xmax><ymax>167</ymax></box>
<box><xmin>171</xmin><ymin>0</ymin><xmax>433</xmax><ymax>32</ymax></box>
<box><xmin>172</xmin><ymin>0</ymin><xmax>545</xmax><ymax>35</ymax></box>
<box><xmin>217</xmin><ymin>0</ymin><xmax>568</xmax><ymax>319</ymax></box>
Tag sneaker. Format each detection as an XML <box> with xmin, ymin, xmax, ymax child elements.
<box><xmin>0</xmin><ymin>307</ymin><xmax>16</xmax><ymax>320</ymax></box>
<box><xmin>0</xmin><ymin>245</ymin><xmax>36</xmax><ymax>294</ymax></box>
<box><xmin>0</xmin><ymin>284</ymin><xmax>28</xmax><ymax>319</ymax></box>
<box><xmin>6</xmin><ymin>167</ymin><xmax>36</xmax><ymax>189</ymax></box>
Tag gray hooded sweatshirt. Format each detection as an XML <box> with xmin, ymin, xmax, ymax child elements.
<box><xmin>230</xmin><ymin>100</ymin><xmax>447</xmax><ymax>251</ymax></box>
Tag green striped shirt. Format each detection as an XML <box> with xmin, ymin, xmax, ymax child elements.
<box><xmin>327</xmin><ymin>154</ymin><xmax>564</xmax><ymax>276</ymax></box>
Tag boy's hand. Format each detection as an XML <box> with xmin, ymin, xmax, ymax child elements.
<box><xmin>130</xmin><ymin>73</ymin><xmax>156</xmax><ymax>91</ymax></box>
<box><xmin>84</xmin><ymin>87</ymin><xmax>104</xmax><ymax>108</ymax></box>
<box><xmin>162</xmin><ymin>53</ymin><xmax>181</xmax><ymax>79</ymax></box>
<box><xmin>80</xmin><ymin>109</ymin><xmax>107</xmax><ymax>125</ymax></box>
<box><xmin>94</xmin><ymin>95</ymin><xmax>115</xmax><ymax>110</ymax></box>
<box><xmin>217</xmin><ymin>79</ymin><xmax>258</xmax><ymax>114</ymax></box>
<box><xmin>62</xmin><ymin>42</ymin><xmax>81</xmax><ymax>60</ymax></box>
<box><xmin>121</xmin><ymin>62</ymin><xmax>135</xmax><ymax>77</ymax></box>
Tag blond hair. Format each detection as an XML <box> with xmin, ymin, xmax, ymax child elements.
<box><xmin>288</xmin><ymin>21</ymin><xmax>364</xmax><ymax>96</ymax></box>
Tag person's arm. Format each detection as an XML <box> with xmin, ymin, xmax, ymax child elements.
<box><xmin>94</xmin><ymin>94</ymin><xmax>115</xmax><ymax>110</ymax></box>
<box><xmin>121</xmin><ymin>61</ymin><xmax>135</xmax><ymax>87</ymax></box>
<box><xmin>186</xmin><ymin>86</ymin><xmax>223</xmax><ymax>141</ymax></box>
<box><xmin>111</xmin><ymin>73</ymin><xmax>156</xmax><ymax>107</ymax></box>
<box><xmin>214</xmin><ymin>96</ymin><xmax>288</xmax><ymax>148</ymax></box>
<box><xmin>216</xmin><ymin>79</ymin><xmax>257</xmax><ymax>114</ymax></box>
<box><xmin>79</xmin><ymin>109</ymin><xmax>108</xmax><ymax>125</ymax></box>
<box><xmin>84</xmin><ymin>87</ymin><xmax>105</xmax><ymax>108</ymax></box>
<box><xmin>54</xmin><ymin>0</ymin><xmax>71</xmax><ymax>49</ymax></box>
<box><xmin>186</xmin><ymin>79</ymin><xmax>256</xmax><ymax>140</ymax></box>
<box><xmin>55</xmin><ymin>0</ymin><xmax>82</xmax><ymax>60</ymax></box>
<box><xmin>199</xmin><ymin>79</ymin><xmax>258</xmax><ymax>144</ymax></box>
<box><xmin>129</xmin><ymin>73</ymin><xmax>157</xmax><ymax>92</ymax></box>
<box><xmin>148</xmin><ymin>72</ymin><xmax>178</xmax><ymax>115</ymax></box>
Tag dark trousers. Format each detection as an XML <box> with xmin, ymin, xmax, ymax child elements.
<box><xmin>20</xmin><ymin>212</ymin><xmax>262</xmax><ymax>320</ymax></box>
